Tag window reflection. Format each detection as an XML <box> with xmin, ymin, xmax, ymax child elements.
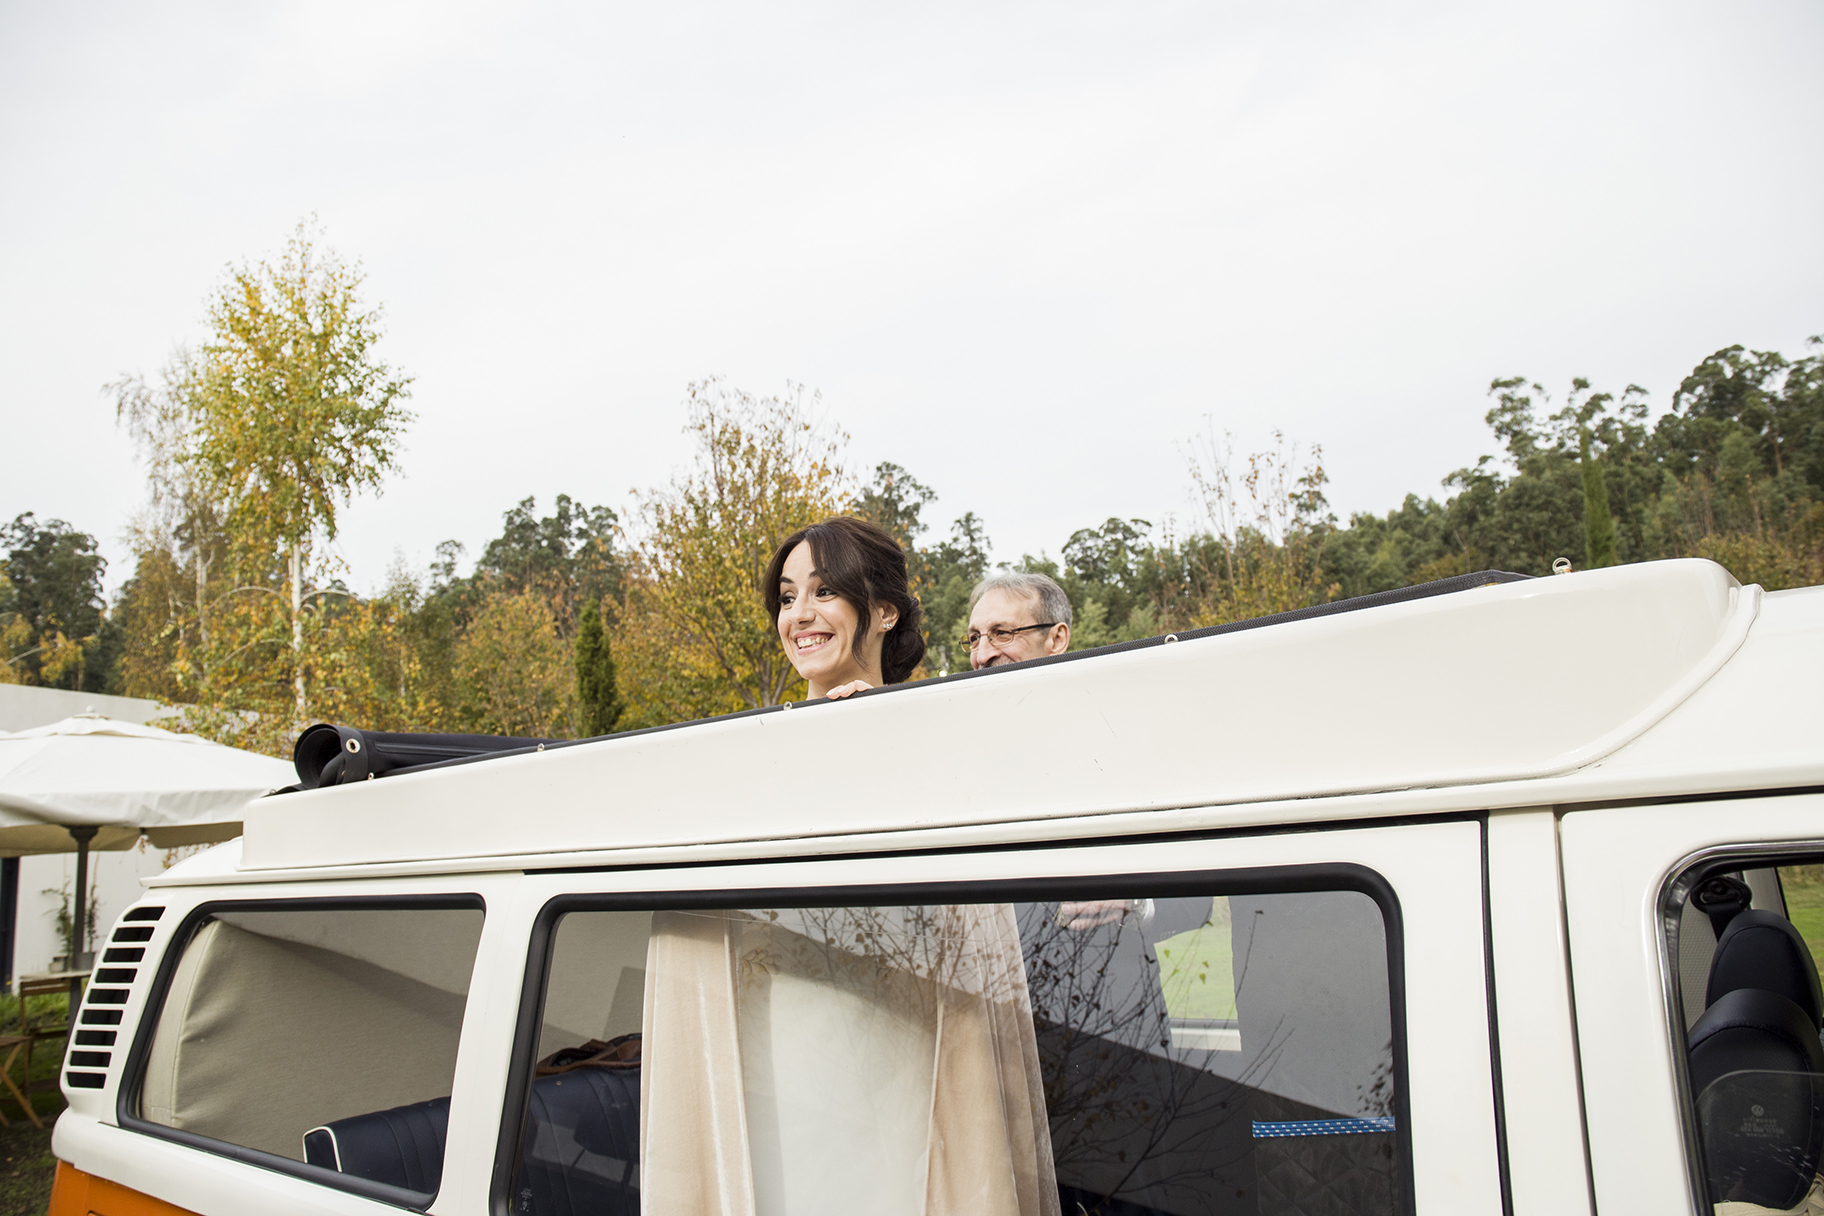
<box><xmin>516</xmin><ymin>888</ymin><xmax>1399</xmax><ymax>1216</ymax></box>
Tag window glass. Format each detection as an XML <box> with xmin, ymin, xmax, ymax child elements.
<box><xmin>1670</xmin><ymin>863</ymin><xmax>1824</xmax><ymax>1210</ymax></box>
<box><xmin>137</xmin><ymin>905</ymin><xmax>484</xmax><ymax>1199</ymax></box>
<box><xmin>509</xmin><ymin>887</ymin><xmax>1399</xmax><ymax>1216</ymax></box>
<box><xmin>1778</xmin><ymin>865</ymin><xmax>1824</xmax><ymax>977</ymax></box>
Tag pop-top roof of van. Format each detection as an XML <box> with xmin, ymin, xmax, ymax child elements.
<box><xmin>214</xmin><ymin>559</ymin><xmax>1819</xmax><ymax>881</ymax></box>
<box><xmin>285</xmin><ymin>567</ymin><xmax>1534</xmax><ymax>791</ymax></box>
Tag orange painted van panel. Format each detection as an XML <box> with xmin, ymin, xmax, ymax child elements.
<box><xmin>48</xmin><ymin>1161</ymin><xmax>201</xmax><ymax>1216</ymax></box>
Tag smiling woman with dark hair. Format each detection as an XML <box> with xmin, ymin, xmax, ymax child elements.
<box><xmin>763</xmin><ymin>516</ymin><xmax>926</xmax><ymax>700</ymax></box>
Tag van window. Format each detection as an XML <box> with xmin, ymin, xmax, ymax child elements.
<box><xmin>1668</xmin><ymin>860</ymin><xmax>1824</xmax><ymax>1211</ymax></box>
<box><xmin>505</xmin><ymin>888</ymin><xmax>1400</xmax><ymax>1216</ymax></box>
<box><xmin>133</xmin><ymin>903</ymin><xmax>485</xmax><ymax>1201</ymax></box>
<box><xmin>1779</xmin><ymin>865</ymin><xmax>1824</xmax><ymax>976</ymax></box>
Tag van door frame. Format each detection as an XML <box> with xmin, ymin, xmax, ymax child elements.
<box><xmin>1561</xmin><ymin>790</ymin><xmax>1824</xmax><ymax>1215</ymax></box>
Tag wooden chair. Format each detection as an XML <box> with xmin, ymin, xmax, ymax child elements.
<box><xmin>5</xmin><ymin>975</ymin><xmax>75</xmax><ymax>1119</ymax></box>
<box><xmin>0</xmin><ymin>1034</ymin><xmax>40</xmax><ymax>1129</ymax></box>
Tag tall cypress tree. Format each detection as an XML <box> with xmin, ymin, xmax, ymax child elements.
<box><xmin>575</xmin><ymin>599</ymin><xmax>625</xmax><ymax>736</ymax></box>
<box><xmin>1581</xmin><ymin>427</ymin><xmax>1618</xmax><ymax>569</ymax></box>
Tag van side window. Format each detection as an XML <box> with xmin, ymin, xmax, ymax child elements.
<box><xmin>1669</xmin><ymin>861</ymin><xmax>1824</xmax><ymax>1211</ymax></box>
<box><xmin>1780</xmin><ymin>866</ymin><xmax>1824</xmax><ymax>978</ymax></box>
<box><xmin>506</xmin><ymin>887</ymin><xmax>1401</xmax><ymax>1216</ymax></box>
<box><xmin>133</xmin><ymin>904</ymin><xmax>485</xmax><ymax>1202</ymax></box>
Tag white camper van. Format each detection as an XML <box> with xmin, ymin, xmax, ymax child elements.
<box><xmin>41</xmin><ymin>559</ymin><xmax>1824</xmax><ymax>1216</ymax></box>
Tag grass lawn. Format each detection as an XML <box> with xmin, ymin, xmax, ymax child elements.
<box><xmin>1155</xmin><ymin>897</ymin><xmax>1238</xmax><ymax>1022</ymax></box>
<box><xmin>0</xmin><ymin>1118</ymin><xmax>57</xmax><ymax>1216</ymax></box>
<box><xmin>0</xmin><ymin>989</ymin><xmax>71</xmax><ymax>1216</ymax></box>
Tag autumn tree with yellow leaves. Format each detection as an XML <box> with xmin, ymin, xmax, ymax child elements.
<box><xmin>110</xmin><ymin>222</ymin><xmax>414</xmax><ymax>749</ymax></box>
<box><xmin>190</xmin><ymin>222</ymin><xmax>414</xmax><ymax>729</ymax></box>
<box><xmin>613</xmin><ymin>378</ymin><xmax>852</xmax><ymax>730</ymax></box>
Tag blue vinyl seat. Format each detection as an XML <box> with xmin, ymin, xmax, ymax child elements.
<box><xmin>303</xmin><ymin>1065</ymin><xmax>639</xmax><ymax>1212</ymax></box>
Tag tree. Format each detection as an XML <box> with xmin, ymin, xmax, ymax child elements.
<box><xmin>1059</xmin><ymin>518</ymin><xmax>1158</xmax><ymax>645</ymax></box>
<box><xmin>0</xmin><ymin>570</ymin><xmax>32</xmax><ymax>686</ymax></box>
<box><xmin>915</xmin><ymin>512</ymin><xmax>994</xmax><ymax>674</ymax></box>
<box><xmin>1180</xmin><ymin>427</ymin><xmax>1338</xmax><ymax>625</ymax></box>
<box><xmin>1579</xmin><ymin>426</ymin><xmax>1617</xmax><ymax>569</ymax></box>
<box><xmin>0</xmin><ymin>514</ymin><xmax>112</xmax><ymax>690</ymax></box>
<box><xmin>112</xmin><ymin>348</ymin><xmax>232</xmax><ymax>701</ymax></box>
<box><xmin>187</xmin><ymin>220</ymin><xmax>413</xmax><ymax>728</ymax></box>
<box><xmin>452</xmin><ymin>587</ymin><xmax>574</xmax><ymax>738</ymax></box>
<box><xmin>575</xmin><ymin>600</ymin><xmax>625</xmax><ymax>736</ymax></box>
<box><xmin>856</xmin><ymin>462</ymin><xmax>937</xmax><ymax>551</ymax></box>
<box><xmin>616</xmin><ymin>378</ymin><xmax>850</xmax><ymax>728</ymax></box>
<box><xmin>433</xmin><ymin>495</ymin><xmax>622</xmax><ymax>633</ymax></box>
<box><xmin>1669</xmin><ymin>345</ymin><xmax>1794</xmax><ymax>477</ymax></box>
<box><xmin>856</xmin><ymin>462</ymin><xmax>993</xmax><ymax>674</ymax></box>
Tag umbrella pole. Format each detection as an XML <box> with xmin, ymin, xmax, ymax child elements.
<box><xmin>66</xmin><ymin>826</ymin><xmax>97</xmax><ymax>1011</ymax></box>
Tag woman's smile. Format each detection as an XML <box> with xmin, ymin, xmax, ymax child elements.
<box><xmin>765</xmin><ymin>519</ymin><xmax>920</xmax><ymax>702</ymax></box>
<box><xmin>775</xmin><ymin>539</ymin><xmax>885</xmax><ymax>698</ymax></box>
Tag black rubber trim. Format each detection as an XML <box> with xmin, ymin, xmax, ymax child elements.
<box><xmin>490</xmin><ymin>863</ymin><xmax>1415</xmax><ymax>1216</ymax></box>
<box><xmin>1479</xmin><ymin>816</ymin><xmax>1515</xmax><ymax>1216</ymax></box>
<box><xmin>116</xmin><ymin>893</ymin><xmax>485</xmax><ymax>1214</ymax></box>
<box><xmin>312</xmin><ymin>569</ymin><xmax>1529</xmax><ymax>786</ymax></box>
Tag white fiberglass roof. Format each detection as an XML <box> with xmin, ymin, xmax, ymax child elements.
<box><xmin>217</xmin><ymin>559</ymin><xmax>1820</xmax><ymax>878</ymax></box>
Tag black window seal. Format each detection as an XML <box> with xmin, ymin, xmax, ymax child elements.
<box><xmin>1479</xmin><ymin>816</ymin><xmax>1516</xmax><ymax>1216</ymax></box>
<box><xmin>490</xmin><ymin>862</ymin><xmax>1415</xmax><ymax>1216</ymax></box>
<box><xmin>1659</xmin><ymin>843</ymin><xmax>1824</xmax><ymax>1214</ymax></box>
<box><xmin>115</xmin><ymin>893</ymin><xmax>487</xmax><ymax>1213</ymax></box>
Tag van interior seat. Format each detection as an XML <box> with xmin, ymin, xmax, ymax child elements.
<box><xmin>1707</xmin><ymin>911</ymin><xmax>1824</xmax><ymax>1029</ymax></box>
<box><xmin>1688</xmin><ymin>987</ymin><xmax>1824</xmax><ymax>1210</ymax></box>
<box><xmin>303</xmin><ymin>1096</ymin><xmax>449</xmax><ymax>1193</ymax></box>
<box><xmin>300</xmin><ymin>1065</ymin><xmax>639</xmax><ymax>1210</ymax></box>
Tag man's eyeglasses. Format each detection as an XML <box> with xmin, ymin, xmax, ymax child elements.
<box><xmin>963</xmin><ymin>623</ymin><xmax>1059</xmax><ymax>652</ymax></box>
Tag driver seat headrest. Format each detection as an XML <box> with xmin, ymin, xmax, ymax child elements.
<box><xmin>1707</xmin><ymin>910</ymin><xmax>1824</xmax><ymax>1029</ymax></box>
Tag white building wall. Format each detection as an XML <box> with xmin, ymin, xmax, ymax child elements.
<box><xmin>0</xmin><ymin>684</ymin><xmax>169</xmax><ymax>731</ymax></box>
<box><xmin>12</xmin><ymin>844</ymin><xmax>172</xmax><ymax>981</ymax></box>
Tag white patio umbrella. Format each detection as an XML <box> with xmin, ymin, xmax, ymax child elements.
<box><xmin>0</xmin><ymin>715</ymin><xmax>294</xmax><ymax>983</ymax></box>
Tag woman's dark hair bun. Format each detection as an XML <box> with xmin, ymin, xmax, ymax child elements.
<box><xmin>763</xmin><ymin>516</ymin><xmax>926</xmax><ymax>685</ymax></box>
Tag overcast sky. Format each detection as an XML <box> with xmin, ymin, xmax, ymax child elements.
<box><xmin>3</xmin><ymin>0</ymin><xmax>1820</xmax><ymax>595</ymax></box>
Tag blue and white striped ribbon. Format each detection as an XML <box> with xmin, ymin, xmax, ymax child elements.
<box><xmin>1251</xmin><ymin>1117</ymin><xmax>1396</xmax><ymax>1138</ymax></box>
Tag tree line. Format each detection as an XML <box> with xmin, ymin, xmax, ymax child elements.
<box><xmin>3</xmin><ymin>223</ymin><xmax>1819</xmax><ymax>754</ymax></box>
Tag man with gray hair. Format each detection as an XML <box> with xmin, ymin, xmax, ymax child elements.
<box><xmin>969</xmin><ymin>572</ymin><xmax>1206</xmax><ymax>939</ymax></box>
<box><xmin>965</xmin><ymin>571</ymin><xmax>1072</xmax><ymax>670</ymax></box>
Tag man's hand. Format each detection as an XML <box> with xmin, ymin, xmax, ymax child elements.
<box><xmin>1057</xmin><ymin>904</ymin><xmax>1138</xmax><ymax>933</ymax></box>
